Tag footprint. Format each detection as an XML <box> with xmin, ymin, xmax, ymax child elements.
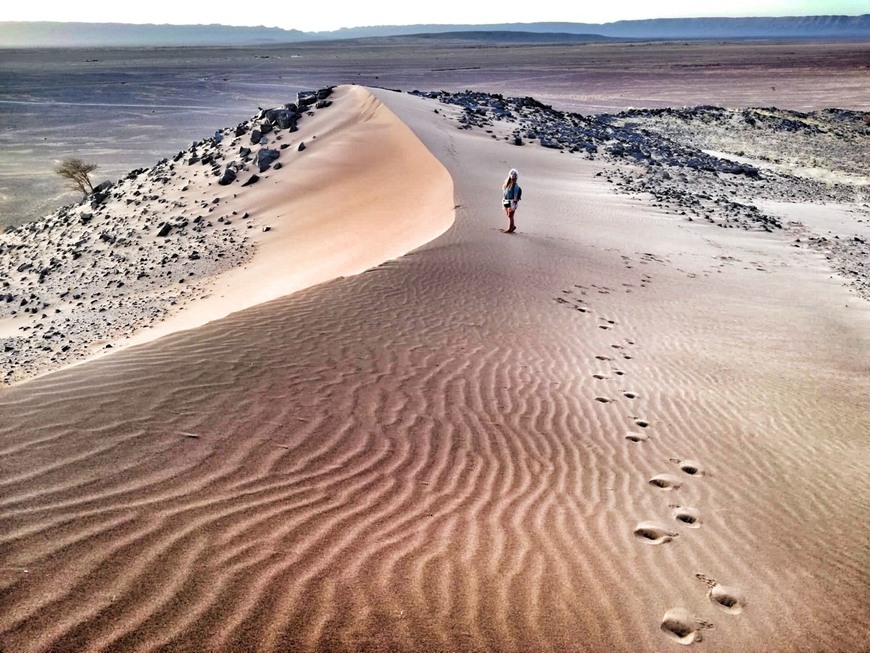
<box><xmin>625</xmin><ymin>431</ymin><xmax>649</xmax><ymax>442</ymax></box>
<box><xmin>649</xmin><ymin>474</ymin><xmax>683</xmax><ymax>490</ymax></box>
<box><xmin>676</xmin><ymin>459</ymin><xmax>705</xmax><ymax>476</ymax></box>
<box><xmin>595</xmin><ymin>355</ymin><xmax>612</xmax><ymax>361</ymax></box>
<box><xmin>633</xmin><ymin>521</ymin><xmax>677</xmax><ymax>545</ymax></box>
<box><xmin>634</xmin><ymin>418</ymin><xmax>649</xmax><ymax>428</ymax></box>
<box><xmin>708</xmin><ymin>585</ymin><xmax>746</xmax><ymax>615</ymax></box>
<box><xmin>595</xmin><ymin>396</ymin><xmax>612</xmax><ymax>403</ymax></box>
<box><xmin>660</xmin><ymin>609</ymin><xmax>707</xmax><ymax>645</ymax></box>
<box><xmin>593</xmin><ymin>373</ymin><xmax>609</xmax><ymax>380</ymax></box>
<box><xmin>672</xmin><ymin>506</ymin><xmax>701</xmax><ymax>528</ymax></box>
<box><xmin>611</xmin><ymin>344</ymin><xmax>624</xmax><ymax>349</ymax></box>
<box><xmin>623</xmin><ymin>391</ymin><xmax>639</xmax><ymax>399</ymax></box>
<box><xmin>613</xmin><ymin>369</ymin><xmax>625</xmax><ymax>376</ymax></box>
<box><xmin>696</xmin><ymin>575</ymin><xmax>746</xmax><ymax>615</ymax></box>
<box><xmin>599</xmin><ymin>324</ymin><xmax>612</xmax><ymax>330</ymax></box>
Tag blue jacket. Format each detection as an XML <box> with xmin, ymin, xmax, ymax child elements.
<box><xmin>503</xmin><ymin>183</ymin><xmax>522</xmax><ymax>204</ymax></box>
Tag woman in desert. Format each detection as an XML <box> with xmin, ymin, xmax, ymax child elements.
<box><xmin>501</xmin><ymin>168</ymin><xmax>522</xmax><ymax>233</ymax></box>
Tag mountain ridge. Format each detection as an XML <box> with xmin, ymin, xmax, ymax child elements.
<box><xmin>0</xmin><ymin>15</ymin><xmax>867</xmax><ymax>48</ymax></box>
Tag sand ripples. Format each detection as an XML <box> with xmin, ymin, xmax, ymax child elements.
<box><xmin>2</xmin><ymin>91</ymin><xmax>868</xmax><ymax>652</ymax></box>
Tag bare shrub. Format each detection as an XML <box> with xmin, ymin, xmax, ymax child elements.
<box><xmin>55</xmin><ymin>158</ymin><xmax>97</xmax><ymax>198</ymax></box>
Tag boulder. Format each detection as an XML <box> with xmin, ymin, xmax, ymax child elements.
<box><xmin>241</xmin><ymin>174</ymin><xmax>260</xmax><ymax>187</ymax></box>
<box><xmin>92</xmin><ymin>180</ymin><xmax>113</xmax><ymax>194</ymax></box>
<box><xmin>276</xmin><ymin>111</ymin><xmax>298</xmax><ymax>130</ymax></box>
<box><xmin>218</xmin><ymin>168</ymin><xmax>237</xmax><ymax>185</ymax></box>
<box><xmin>298</xmin><ymin>91</ymin><xmax>317</xmax><ymax>107</ymax></box>
<box><xmin>315</xmin><ymin>100</ymin><xmax>332</xmax><ymax>109</ymax></box>
<box><xmin>259</xmin><ymin>121</ymin><xmax>272</xmax><ymax>134</ymax></box>
<box><xmin>256</xmin><ymin>148</ymin><xmax>280</xmax><ymax>172</ymax></box>
<box><xmin>239</xmin><ymin>146</ymin><xmax>251</xmax><ymax>159</ymax></box>
<box><xmin>250</xmin><ymin>129</ymin><xmax>262</xmax><ymax>144</ymax></box>
<box><xmin>90</xmin><ymin>191</ymin><xmax>110</xmax><ymax>208</ymax></box>
<box><xmin>156</xmin><ymin>223</ymin><xmax>172</xmax><ymax>237</ymax></box>
<box><xmin>316</xmin><ymin>87</ymin><xmax>334</xmax><ymax>100</ymax></box>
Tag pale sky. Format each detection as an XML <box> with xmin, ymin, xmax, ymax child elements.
<box><xmin>6</xmin><ymin>0</ymin><xmax>868</xmax><ymax>32</ymax></box>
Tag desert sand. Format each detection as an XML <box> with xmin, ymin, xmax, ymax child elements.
<box><xmin>0</xmin><ymin>82</ymin><xmax>868</xmax><ymax>653</ymax></box>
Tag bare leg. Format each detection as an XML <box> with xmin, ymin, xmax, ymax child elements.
<box><xmin>502</xmin><ymin>206</ymin><xmax>516</xmax><ymax>233</ymax></box>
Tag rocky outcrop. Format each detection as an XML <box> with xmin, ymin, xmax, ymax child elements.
<box><xmin>0</xmin><ymin>86</ymin><xmax>337</xmax><ymax>385</ymax></box>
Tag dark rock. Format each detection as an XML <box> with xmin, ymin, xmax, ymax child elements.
<box><xmin>298</xmin><ymin>91</ymin><xmax>317</xmax><ymax>107</ymax></box>
<box><xmin>276</xmin><ymin>111</ymin><xmax>298</xmax><ymax>130</ymax></box>
<box><xmin>262</xmin><ymin>226</ymin><xmax>271</xmax><ymax>232</ymax></box>
<box><xmin>315</xmin><ymin>100</ymin><xmax>332</xmax><ymax>109</ymax></box>
<box><xmin>234</xmin><ymin>124</ymin><xmax>247</xmax><ymax>137</ymax></box>
<box><xmin>298</xmin><ymin>142</ymin><xmax>306</xmax><ymax>152</ymax></box>
<box><xmin>316</xmin><ymin>87</ymin><xmax>334</xmax><ymax>100</ymax></box>
<box><xmin>250</xmin><ymin>129</ymin><xmax>262</xmax><ymax>144</ymax></box>
<box><xmin>241</xmin><ymin>174</ymin><xmax>260</xmax><ymax>187</ymax></box>
<box><xmin>273</xmin><ymin>162</ymin><xmax>283</xmax><ymax>170</ymax></box>
<box><xmin>90</xmin><ymin>191</ymin><xmax>110</xmax><ymax>208</ymax></box>
<box><xmin>80</xmin><ymin>212</ymin><xmax>93</xmax><ymax>224</ymax></box>
<box><xmin>514</xmin><ymin>136</ymin><xmax>524</xmax><ymax>146</ymax></box>
<box><xmin>218</xmin><ymin>168</ymin><xmax>237</xmax><ymax>185</ymax></box>
<box><xmin>256</xmin><ymin>148</ymin><xmax>280</xmax><ymax>172</ymax></box>
<box><xmin>92</xmin><ymin>180</ymin><xmax>113</xmax><ymax>194</ymax></box>
<box><xmin>156</xmin><ymin>223</ymin><xmax>172</xmax><ymax>237</ymax></box>
<box><xmin>259</xmin><ymin>121</ymin><xmax>273</xmax><ymax>134</ymax></box>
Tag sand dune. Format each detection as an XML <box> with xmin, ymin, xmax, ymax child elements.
<box><xmin>0</xmin><ymin>86</ymin><xmax>867</xmax><ymax>652</ymax></box>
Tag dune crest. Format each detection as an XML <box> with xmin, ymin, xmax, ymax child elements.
<box><xmin>0</xmin><ymin>85</ymin><xmax>454</xmax><ymax>384</ymax></box>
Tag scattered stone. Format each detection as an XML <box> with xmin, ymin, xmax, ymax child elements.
<box><xmin>256</xmin><ymin>149</ymin><xmax>280</xmax><ymax>172</ymax></box>
<box><xmin>218</xmin><ymin>168</ymin><xmax>237</xmax><ymax>186</ymax></box>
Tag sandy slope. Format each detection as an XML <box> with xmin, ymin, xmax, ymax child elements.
<box><xmin>125</xmin><ymin>85</ymin><xmax>454</xmax><ymax>348</ymax></box>
<box><xmin>0</xmin><ymin>85</ymin><xmax>453</xmax><ymax>383</ymax></box>
<box><xmin>0</xmin><ymin>86</ymin><xmax>867</xmax><ymax>652</ymax></box>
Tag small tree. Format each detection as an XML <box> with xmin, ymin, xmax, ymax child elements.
<box><xmin>55</xmin><ymin>158</ymin><xmax>97</xmax><ymax>199</ymax></box>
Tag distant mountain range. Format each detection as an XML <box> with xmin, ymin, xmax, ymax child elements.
<box><xmin>1</xmin><ymin>15</ymin><xmax>868</xmax><ymax>48</ymax></box>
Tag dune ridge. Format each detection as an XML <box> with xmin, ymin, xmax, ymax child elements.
<box><xmin>1</xmin><ymin>84</ymin><xmax>454</xmax><ymax>385</ymax></box>
<box><xmin>0</xmin><ymin>87</ymin><xmax>867</xmax><ymax>652</ymax></box>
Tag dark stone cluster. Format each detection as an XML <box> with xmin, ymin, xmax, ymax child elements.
<box><xmin>412</xmin><ymin>89</ymin><xmax>762</xmax><ymax>177</ymax></box>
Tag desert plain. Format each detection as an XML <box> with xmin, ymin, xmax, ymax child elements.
<box><xmin>0</xmin><ymin>38</ymin><xmax>868</xmax><ymax>652</ymax></box>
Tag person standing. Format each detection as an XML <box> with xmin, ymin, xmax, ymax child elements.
<box><xmin>501</xmin><ymin>168</ymin><xmax>522</xmax><ymax>233</ymax></box>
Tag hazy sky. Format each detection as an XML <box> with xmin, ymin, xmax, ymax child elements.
<box><xmin>7</xmin><ymin>0</ymin><xmax>868</xmax><ymax>32</ymax></box>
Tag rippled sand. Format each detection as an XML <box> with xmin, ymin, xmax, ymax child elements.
<box><xmin>0</xmin><ymin>87</ymin><xmax>867</xmax><ymax>652</ymax></box>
